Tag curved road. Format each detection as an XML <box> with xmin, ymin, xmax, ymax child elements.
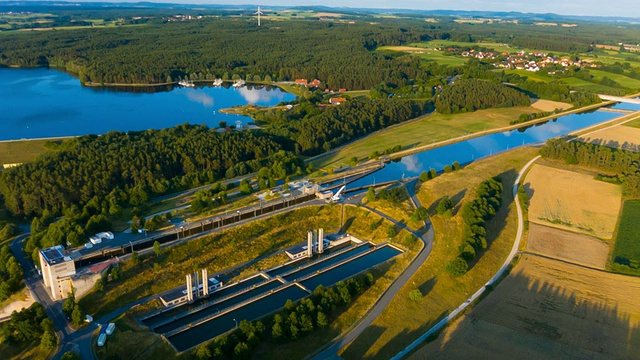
<box><xmin>390</xmin><ymin>156</ymin><xmax>540</xmax><ymax>360</ymax></box>
<box><xmin>311</xmin><ymin>180</ymin><xmax>434</xmax><ymax>359</ymax></box>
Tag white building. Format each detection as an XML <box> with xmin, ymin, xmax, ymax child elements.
<box><xmin>39</xmin><ymin>245</ymin><xmax>76</xmax><ymax>300</ymax></box>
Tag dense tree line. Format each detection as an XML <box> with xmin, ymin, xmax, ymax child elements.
<box><xmin>260</xmin><ymin>98</ymin><xmax>430</xmax><ymax>155</ymax></box>
<box><xmin>194</xmin><ymin>274</ymin><xmax>373</xmax><ymax>359</ymax></box>
<box><xmin>0</xmin><ymin>124</ymin><xmax>299</xmax><ymax>218</ymax></box>
<box><xmin>0</xmin><ymin>302</ymin><xmax>57</xmax><ymax>351</ymax></box>
<box><xmin>435</xmin><ymin>79</ymin><xmax>530</xmax><ymax>114</ymax></box>
<box><xmin>0</xmin><ymin>245</ymin><xmax>23</xmax><ymax>301</ymax></box>
<box><xmin>0</xmin><ymin>19</ymin><xmax>424</xmax><ymax>90</ymax></box>
<box><xmin>447</xmin><ymin>178</ymin><xmax>503</xmax><ymax>276</ymax></box>
<box><xmin>510</xmin><ymin>109</ymin><xmax>562</xmax><ymax>125</ymax></box>
<box><xmin>540</xmin><ymin>139</ymin><xmax>640</xmax><ymax>198</ymax></box>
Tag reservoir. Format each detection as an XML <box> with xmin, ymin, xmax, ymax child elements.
<box><xmin>0</xmin><ymin>68</ymin><xmax>295</xmax><ymax>141</ymax></box>
<box><xmin>346</xmin><ymin>110</ymin><xmax>620</xmax><ymax>188</ymax></box>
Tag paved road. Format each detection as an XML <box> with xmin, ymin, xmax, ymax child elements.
<box><xmin>311</xmin><ymin>180</ymin><xmax>434</xmax><ymax>359</ymax></box>
<box><xmin>10</xmin><ymin>234</ymin><xmax>72</xmax><ymax>358</ymax></box>
<box><xmin>389</xmin><ymin>156</ymin><xmax>539</xmax><ymax>360</ymax></box>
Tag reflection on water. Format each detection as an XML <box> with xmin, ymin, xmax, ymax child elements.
<box><xmin>0</xmin><ymin>68</ymin><xmax>296</xmax><ymax>140</ymax></box>
<box><xmin>348</xmin><ymin>110</ymin><xmax>619</xmax><ymax>188</ymax></box>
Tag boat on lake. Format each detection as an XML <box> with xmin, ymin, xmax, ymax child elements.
<box><xmin>232</xmin><ymin>79</ymin><xmax>246</xmax><ymax>88</ymax></box>
<box><xmin>213</xmin><ymin>78</ymin><xmax>223</xmax><ymax>86</ymax></box>
<box><xmin>178</xmin><ymin>80</ymin><xmax>195</xmax><ymax>88</ymax></box>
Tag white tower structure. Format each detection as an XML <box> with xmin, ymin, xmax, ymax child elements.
<box><xmin>202</xmin><ymin>269</ymin><xmax>209</xmax><ymax>296</ymax></box>
<box><xmin>318</xmin><ymin>228</ymin><xmax>324</xmax><ymax>254</ymax></box>
<box><xmin>307</xmin><ymin>230</ymin><xmax>314</xmax><ymax>258</ymax></box>
<box><xmin>186</xmin><ymin>274</ymin><xmax>193</xmax><ymax>302</ymax></box>
<box><xmin>255</xmin><ymin>6</ymin><xmax>264</xmax><ymax>27</ymax></box>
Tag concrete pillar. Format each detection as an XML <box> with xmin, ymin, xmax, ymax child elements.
<box><xmin>307</xmin><ymin>230</ymin><xmax>314</xmax><ymax>258</ymax></box>
<box><xmin>202</xmin><ymin>269</ymin><xmax>209</xmax><ymax>296</ymax></box>
<box><xmin>186</xmin><ymin>274</ymin><xmax>193</xmax><ymax>302</ymax></box>
<box><xmin>318</xmin><ymin>228</ymin><xmax>324</xmax><ymax>254</ymax></box>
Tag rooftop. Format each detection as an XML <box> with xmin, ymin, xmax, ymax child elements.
<box><xmin>40</xmin><ymin>245</ymin><xmax>72</xmax><ymax>265</ymax></box>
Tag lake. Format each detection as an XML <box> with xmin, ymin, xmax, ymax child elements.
<box><xmin>0</xmin><ymin>68</ymin><xmax>295</xmax><ymax>141</ymax></box>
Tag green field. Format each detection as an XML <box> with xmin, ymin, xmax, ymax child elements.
<box><xmin>313</xmin><ymin>106</ymin><xmax>538</xmax><ymax>169</ymax></box>
<box><xmin>625</xmin><ymin>118</ymin><xmax>640</xmax><ymax>128</ymax></box>
<box><xmin>376</xmin><ymin>46</ymin><xmax>467</xmax><ymax>66</ymax></box>
<box><xmin>412</xmin><ymin>40</ymin><xmax>515</xmax><ymax>54</ymax></box>
<box><xmin>612</xmin><ymin>200</ymin><xmax>640</xmax><ymax>272</ymax></box>
<box><xmin>0</xmin><ymin>139</ymin><xmax>68</xmax><ymax>166</ymax></box>
<box><xmin>561</xmin><ymin>76</ymin><xmax>622</xmax><ymax>93</ymax></box>
<box><xmin>588</xmin><ymin>69</ymin><xmax>640</xmax><ymax>90</ymax></box>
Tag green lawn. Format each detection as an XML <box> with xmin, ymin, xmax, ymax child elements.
<box><xmin>624</xmin><ymin>118</ymin><xmax>640</xmax><ymax>128</ymax></box>
<box><xmin>313</xmin><ymin>106</ymin><xmax>537</xmax><ymax>169</ymax></box>
<box><xmin>611</xmin><ymin>200</ymin><xmax>640</xmax><ymax>274</ymax></box>
<box><xmin>561</xmin><ymin>76</ymin><xmax>622</xmax><ymax>93</ymax></box>
<box><xmin>588</xmin><ymin>69</ymin><xmax>640</xmax><ymax>90</ymax></box>
<box><xmin>0</xmin><ymin>138</ymin><xmax>68</xmax><ymax>166</ymax></box>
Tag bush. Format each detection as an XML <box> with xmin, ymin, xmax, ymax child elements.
<box><xmin>435</xmin><ymin>196</ymin><xmax>454</xmax><ymax>216</ymax></box>
<box><xmin>411</xmin><ymin>206</ymin><xmax>429</xmax><ymax>221</ymax></box>
<box><xmin>446</xmin><ymin>257</ymin><xmax>469</xmax><ymax>277</ymax></box>
<box><xmin>419</xmin><ymin>171</ymin><xmax>429</xmax><ymax>182</ymax></box>
<box><xmin>409</xmin><ymin>289</ymin><xmax>423</xmax><ymax>302</ymax></box>
<box><xmin>386</xmin><ymin>225</ymin><xmax>397</xmax><ymax>238</ymax></box>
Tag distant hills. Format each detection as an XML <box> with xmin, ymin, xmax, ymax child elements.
<box><xmin>1</xmin><ymin>1</ymin><xmax>639</xmax><ymax>23</ymax></box>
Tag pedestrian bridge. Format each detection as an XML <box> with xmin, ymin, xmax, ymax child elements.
<box><xmin>598</xmin><ymin>94</ymin><xmax>640</xmax><ymax>104</ymax></box>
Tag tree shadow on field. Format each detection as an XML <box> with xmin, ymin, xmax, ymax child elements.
<box><xmin>340</xmin><ymin>310</ymin><xmax>448</xmax><ymax>360</ymax></box>
<box><xmin>450</xmin><ymin>189</ymin><xmax>467</xmax><ymax>216</ymax></box>
<box><xmin>340</xmin><ymin>216</ymin><xmax>356</xmax><ymax>234</ymax></box>
<box><xmin>418</xmin><ymin>277</ymin><xmax>437</xmax><ymax>297</ymax></box>
<box><xmin>404</xmin><ymin>263</ymin><xmax>640</xmax><ymax>359</ymax></box>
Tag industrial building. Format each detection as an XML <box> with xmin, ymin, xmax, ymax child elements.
<box><xmin>39</xmin><ymin>245</ymin><xmax>77</xmax><ymax>300</ymax></box>
<box><xmin>285</xmin><ymin>229</ymin><xmax>330</xmax><ymax>260</ymax></box>
<box><xmin>160</xmin><ymin>269</ymin><xmax>223</xmax><ymax>307</ymax></box>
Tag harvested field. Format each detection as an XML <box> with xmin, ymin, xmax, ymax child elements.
<box><xmin>577</xmin><ymin>124</ymin><xmax>640</xmax><ymax>152</ymax></box>
<box><xmin>525</xmin><ymin>164</ymin><xmax>622</xmax><ymax>239</ymax></box>
<box><xmin>526</xmin><ymin>223</ymin><xmax>609</xmax><ymax>268</ymax></box>
<box><xmin>530</xmin><ymin>99</ymin><xmax>571</xmax><ymax>112</ymax></box>
<box><xmin>410</xmin><ymin>255</ymin><xmax>640</xmax><ymax>360</ymax></box>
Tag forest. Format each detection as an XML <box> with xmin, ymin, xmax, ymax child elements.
<box><xmin>0</xmin><ymin>124</ymin><xmax>302</xmax><ymax>218</ymax></box>
<box><xmin>259</xmin><ymin>97</ymin><xmax>430</xmax><ymax>155</ymax></box>
<box><xmin>1</xmin><ymin>12</ymin><xmax>640</xmax><ymax>90</ymax></box>
<box><xmin>435</xmin><ymin>78</ymin><xmax>531</xmax><ymax>114</ymax></box>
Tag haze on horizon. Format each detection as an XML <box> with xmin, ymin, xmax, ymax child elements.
<box><xmin>42</xmin><ymin>0</ymin><xmax>640</xmax><ymax>18</ymax></box>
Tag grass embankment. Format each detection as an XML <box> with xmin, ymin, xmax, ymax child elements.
<box><xmin>0</xmin><ymin>340</ymin><xmax>53</xmax><ymax>360</ymax></box>
<box><xmin>93</xmin><ymin>205</ymin><xmax>421</xmax><ymax>360</ymax></box>
<box><xmin>81</xmin><ymin>206</ymin><xmax>342</xmax><ymax>319</ymax></box>
<box><xmin>625</xmin><ymin>117</ymin><xmax>640</xmax><ymax>128</ymax></box>
<box><xmin>611</xmin><ymin>200</ymin><xmax>640</xmax><ymax>275</ymax></box>
<box><xmin>313</xmin><ymin>106</ymin><xmax>539</xmax><ymax>169</ymax></box>
<box><xmin>363</xmin><ymin>186</ymin><xmax>425</xmax><ymax>232</ymax></box>
<box><xmin>339</xmin><ymin>146</ymin><xmax>539</xmax><ymax>359</ymax></box>
<box><xmin>0</xmin><ymin>138</ymin><xmax>69</xmax><ymax>166</ymax></box>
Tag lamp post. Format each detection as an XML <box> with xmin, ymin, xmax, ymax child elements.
<box><xmin>233</xmin><ymin>318</ymin><xmax>238</xmax><ymax>329</ymax></box>
<box><xmin>236</xmin><ymin>210</ymin><xmax>241</xmax><ymax>222</ymax></box>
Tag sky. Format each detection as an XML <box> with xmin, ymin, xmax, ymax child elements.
<box><xmin>65</xmin><ymin>0</ymin><xmax>640</xmax><ymax>18</ymax></box>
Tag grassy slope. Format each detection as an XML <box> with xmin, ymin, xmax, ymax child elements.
<box><xmin>624</xmin><ymin>117</ymin><xmax>640</xmax><ymax>128</ymax></box>
<box><xmin>313</xmin><ymin>106</ymin><xmax>537</xmax><ymax>169</ymax></box>
<box><xmin>0</xmin><ymin>139</ymin><xmax>59</xmax><ymax>165</ymax></box>
<box><xmin>587</xmin><ymin>69</ymin><xmax>640</xmax><ymax>89</ymax></box>
<box><xmin>93</xmin><ymin>205</ymin><xmax>422</xmax><ymax>360</ymax></box>
<box><xmin>339</xmin><ymin>146</ymin><xmax>539</xmax><ymax>359</ymax></box>
<box><xmin>81</xmin><ymin>206</ymin><xmax>342</xmax><ymax>319</ymax></box>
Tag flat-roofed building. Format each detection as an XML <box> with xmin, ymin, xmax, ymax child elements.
<box><xmin>39</xmin><ymin>245</ymin><xmax>76</xmax><ymax>300</ymax></box>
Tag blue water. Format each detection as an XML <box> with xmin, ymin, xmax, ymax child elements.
<box><xmin>168</xmin><ymin>285</ymin><xmax>308</xmax><ymax>352</ymax></box>
<box><xmin>0</xmin><ymin>68</ymin><xmax>295</xmax><ymax>140</ymax></box>
<box><xmin>610</xmin><ymin>101</ymin><xmax>640</xmax><ymax>111</ymax></box>
<box><xmin>347</xmin><ymin>110</ymin><xmax>619</xmax><ymax>188</ymax></box>
<box><xmin>154</xmin><ymin>279</ymin><xmax>283</xmax><ymax>334</ymax></box>
<box><xmin>267</xmin><ymin>244</ymin><xmax>370</xmax><ymax>278</ymax></box>
<box><xmin>301</xmin><ymin>246</ymin><xmax>401</xmax><ymax>290</ymax></box>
